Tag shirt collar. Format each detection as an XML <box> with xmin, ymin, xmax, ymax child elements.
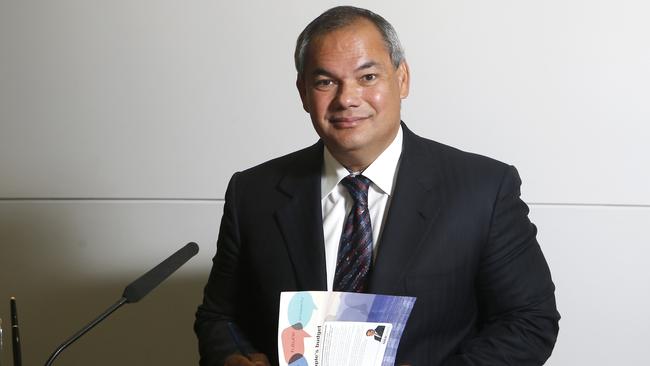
<box><xmin>321</xmin><ymin>125</ymin><xmax>403</xmax><ymax>199</ymax></box>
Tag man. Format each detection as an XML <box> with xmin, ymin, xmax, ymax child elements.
<box><xmin>367</xmin><ymin>326</ymin><xmax>386</xmax><ymax>342</ymax></box>
<box><xmin>196</xmin><ymin>6</ymin><xmax>560</xmax><ymax>366</ymax></box>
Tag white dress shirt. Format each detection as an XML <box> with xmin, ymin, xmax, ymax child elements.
<box><xmin>321</xmin><ymin>126</ymin><xmax>403</xmax><ymax>290</ymax></box>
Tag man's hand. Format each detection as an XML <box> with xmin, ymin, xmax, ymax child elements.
<box><xmin>224</xmin><ymin>353</ymin><xmax>271</xmax><ymax>366</ymax></box>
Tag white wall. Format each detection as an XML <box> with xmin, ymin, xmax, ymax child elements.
<box><xmin>1</xmin><ymin>1</ymin><xmax>648</xmax><ymax>365</ymax></box>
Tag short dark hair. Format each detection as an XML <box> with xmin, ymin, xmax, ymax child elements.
<box><xmin>294</xmin><ymin>6</ymin><xmax>405</xmax><ymax>75</ymax></box>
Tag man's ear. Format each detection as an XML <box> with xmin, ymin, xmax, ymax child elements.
<box><xmin>396</xmin><ymin>60</ymin><xmax>410</xmax><ymax>99</ymax></box>
<box><xmin>296</xmin><ymin>75</ymin><xmax>310</xmax><ymax>113</ymax></box>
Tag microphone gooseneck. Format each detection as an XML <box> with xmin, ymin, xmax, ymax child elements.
<box><xmin>44</xmin><ymin>297</ymin><xmax>127</xmax><ymax>366</ymax></box>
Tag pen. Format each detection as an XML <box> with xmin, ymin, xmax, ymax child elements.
<box><xmin>10</xmin><ymin>298</ymin><xmax>21</xmax><ymax>366</ymax></box>
<box><xmin>227</xmin><ymin>321</ymin><xmax>251</xmax><ymax>360</ymax></box>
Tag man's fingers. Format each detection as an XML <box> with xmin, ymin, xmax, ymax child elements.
<box><xmin>249</xmin><ymin>353</ymin><xmax>271</xmax><ymax>366</ymax></box>
<box><xmin>224</xmin><ymin>353</ymin><xmax>270</xmax><ymax>366</ymax></box>
<box><xmin>224</xmin><ymin>354</ymin><xmax>253</xmax><ymax>366</ymax></box>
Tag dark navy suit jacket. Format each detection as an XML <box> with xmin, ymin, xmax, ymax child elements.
<box><xmin>195</xmin><ymin>124</ymin><xmax>560</xmax><ymax>365</ymax></box>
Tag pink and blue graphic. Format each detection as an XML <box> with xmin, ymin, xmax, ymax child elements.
<box><xmin>281</xmin><ymin>292</ymin><xmax>317</xmax><ymax>365</ymax></box>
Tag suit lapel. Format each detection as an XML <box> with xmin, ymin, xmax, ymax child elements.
<box><xmin>274</xmin><ymin>142</ymin><xmax>328</xmax><ymax>291</ymax></box>
<box><xmin>370</xmin><ymin>125</ymin><xmax>444</xmax><ymax>294</ymax></box>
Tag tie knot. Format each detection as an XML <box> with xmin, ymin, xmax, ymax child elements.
<box><xmin>341</xmin><ymin>174</ymin><xmax>371</xmax><ymax>205</ymax></box>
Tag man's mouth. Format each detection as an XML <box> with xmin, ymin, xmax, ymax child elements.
<box><xmin>329</xmin><ymin>116</ymin><xmax>369</xmax><ymax>126</ymax></box>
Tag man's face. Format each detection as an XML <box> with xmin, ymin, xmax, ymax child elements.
<box><xmin>297</xmin><ymin>19</ymin><xmax>409</xmax><ymax>170</ymax></box>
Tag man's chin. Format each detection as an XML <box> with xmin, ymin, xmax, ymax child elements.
<box><xmin>324</xmin><ymin>137</ymin><xmax>366</xmax><ymax>155</ymax></box>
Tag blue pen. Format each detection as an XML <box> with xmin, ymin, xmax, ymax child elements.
<box><xmin>226</xmin><ymin>321</ymin><xmax>251</xmax><ymax>360</ymax></box>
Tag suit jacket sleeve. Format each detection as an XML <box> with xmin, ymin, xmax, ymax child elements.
<box><xmin>443</xmin><ymin>166</ymin><xmax>560</xmax><ymax>365</ymax></box>
<box><xmin>194</xmin><ymin>173</ymin><xmax>256</xmax><ymax>366</ymax></box>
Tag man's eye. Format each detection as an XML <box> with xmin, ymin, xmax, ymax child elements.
<box><xmin>315</xmin><ymin>79</ymin><xmax>334</xmax><ymax>87</ymax></box>
<box><xmin>362</xmin><ymin>74</ymin><xmax>377</xmax><ymax>82</ymax></box>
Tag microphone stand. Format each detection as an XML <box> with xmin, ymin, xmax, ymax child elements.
<box><xmin>41</xmin><ymin>242</ymin><xmax>198</xmax><ymax>366</ymax></box>
<box><xmin>44</xmin><ymin>297</ymin><xmax>127</xmax><ymax>366</ymax></box>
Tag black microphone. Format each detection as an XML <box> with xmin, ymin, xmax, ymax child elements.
<box><xmin>123</xmin><ymin>241</ymin><xmax>199</xmax><ymax>303</ymax></box>
<box><xmin>44</xmin><ymin>242</ymin><xmax>199</xmax><ymax>366</ymax></box>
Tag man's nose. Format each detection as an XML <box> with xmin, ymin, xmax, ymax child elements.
<box><xmin>335</xmin><ymin>82</ymin><xmax>362</xmax><ymax>108</ymax></box>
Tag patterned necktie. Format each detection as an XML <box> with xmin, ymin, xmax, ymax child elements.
<box><xmin>333</xmin><ymin>174</ymin><xmax>373</xmax><ymax>292</ymax></box>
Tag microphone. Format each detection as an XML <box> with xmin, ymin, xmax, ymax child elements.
<box><xmin>123</xmin><ymin>241</ymin><xmax>199</xmax><ymax>303</ymax></box>
<box><xmin>44</xmin><ymin>242</ymin><xmax>199</xmax><ymax>366</ymax></box>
